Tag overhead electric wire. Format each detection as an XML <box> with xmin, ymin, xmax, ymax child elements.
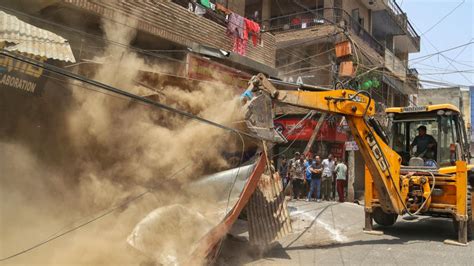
<box><xmin>415</xmin><ymin>62</ymin><xmax>474</xmax><ymax>72</ymax></box>
<box><xmin>358</xmin><ymin>63</ymin><xmax>474</xmax><ymax>78</ymax></box>
<box><xmin>0</xmin><ymin>59</ymin><xmax>249</xmax><ymax>261</ymax></box>
<box><xmin>410</xmin><ymin>27</ymin><xmax>474</xmax><ymax>84</ymax></box>
<box><xmin>0</xmin><ymin>128</ymin><xmax>247</xmax><ymax>262</ymax></box>
<box><xmin>0</xmin><ymin>2</ymin><xmax>352</xmax><ymax>90</ymax></box>
<box><xmin>420</xmin><ymin>0</ymin><xmax>465</xmax><ymax>36</ymax></box>
<box><xmin>277</xmin><ymin>48</ymin><xmax>335</xmax><ymax>70</ymax></box>
<box><xmin>355</xmin><ymin>63</ymin><xmax>472</xmax><ymax>89</ymax></box>
<box><xmin>0</xmin><ymin>50</ymin><xmax>263</xmax><ymax>141</ymax></box>
<box><xmin>0</xmin><ymin>4</ymin><xmax>348</xmax><ymax>90</ymax></box>
<box><xmin>417</xmin><ymin>70</ymin><xmax>474</xmax><ymax>76</ymax></box>
<box><xmin>281</xmin><ymin>64</ymin><xmax>333</xmax><ymax>75</ymax></box>
<box><xmin>409</xmin><ymin>41</ymin><xmax>474</xmax><ymax>62</ymax></box>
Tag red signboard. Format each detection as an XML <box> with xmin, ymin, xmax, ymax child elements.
<box><xmin>187</xmin><ymin>54</ymin><xmax>251</xmax><ymax>93</ymax></box>
<box><xmin>274</xmin><ymin>118</ymin><xmax>348</xmax><ymax>142</ymax></box>
<box><xmin>329</xmin><ymin>143</ymin><xmax>345</xmax><ymax>160</ymax></box>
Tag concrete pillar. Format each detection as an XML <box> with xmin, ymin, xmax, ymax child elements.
<box><xmin>227</xmin><ymin>0</ymin><xmax>245</xmax><ymax>16</ymax></box>
<box><xmin>261</xmin><ymin>0</ymin><xmax>271</xmax><ymax>30</ymax></box>
<box><xmin>323</xmin><ymin>0</ymin><xmax>334</xmax><ymax>21</ymax></box>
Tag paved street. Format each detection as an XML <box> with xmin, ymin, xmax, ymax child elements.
<box><xmin>219</xmin><ymin>200</ymin><xmax>474</xmax><ymax>265</ymax></box>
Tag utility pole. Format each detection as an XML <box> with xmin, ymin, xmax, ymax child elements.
<box><xmin>347</xmin><ymin>146</ymin><xmax>356</xmax><ymax>202</ymax></box>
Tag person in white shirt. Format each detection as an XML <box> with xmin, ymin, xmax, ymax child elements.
<box><xmin>321</xmin><ymin>154</ymin><xmax>335</xmax><ymax>201</ymax></box>
<box><xmin>335</xmin><ymin>158</ymin><xmax>348</xmax><ymax>202</ymax></box>
<box><xmin>290</xmin><ymin>153</ymin><xmax>306</xmax><ymax>200</ymax></box>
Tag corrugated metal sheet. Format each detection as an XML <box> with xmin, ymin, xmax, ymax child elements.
<box><xmin>0</xmin><ymin>11</ymin><xmax>76</xmax><ymax>62</ymax></box>
<box><xmin>247</xmin><ymin>171</ymin><xmax>292</xmax><ymax>248</ymax></box>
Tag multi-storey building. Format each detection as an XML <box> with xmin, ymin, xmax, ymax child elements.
<box><xmin>252</xmin><ymin>0</ymin><xmax>422</xmax><ymax>196</ymax></box>
<box><xmin>1</xmin><ymin>0</ymin><xmax>421</xmax><ymax>198</ymax></box>
<box><xmin>260</xmin><ymin>0</ymin><xmax>420</xmax><ymax>108</ymax></box>
<box><xmin>1</xmin><ymin>0</ymin><xmax>277</xmax><ymax>93</ymax></box>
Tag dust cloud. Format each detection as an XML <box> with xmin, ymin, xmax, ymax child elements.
<box><xmin>0</xmin><ymin>13</ymin><xmax>249</xmax><ymax>266</ymax></box>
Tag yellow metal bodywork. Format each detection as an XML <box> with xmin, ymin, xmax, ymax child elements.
<box><xmin>274</xmin><ymin>89</ymin><xmax>469</xmax><ymax>218</ymax></box>
<box><xmin>455</xmin><ymin>161</ymin><xmax>468</xmax><ymax>221</ymax></box>
<box><xmin>386</xmin><ymin>104</ymin><xmax>461</xmax><ymax>114</ymax></box>
<box><xmin>249</xmin><ymin>74</ymin><xmax>471</xmax><ymax>241</ymax></box>
<box><xmin>276</xmin><ymin>89</ymin><xmax>405</xmax><ymax>214</ymax></box>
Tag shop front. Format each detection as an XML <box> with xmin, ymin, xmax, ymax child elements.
<box><xmin>273</xmin><ymin>115</ymin><xmax>348</xmax><ymax>160</ymax></box>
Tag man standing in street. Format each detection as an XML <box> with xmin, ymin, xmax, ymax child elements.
<box><xmin>307</xmin><ymin>155</ymin><xmax>323</xmax><ymax>202</ymax></box>
<box><xmin>285</xmin><ymin>151</ymin><xmax>300</xmax><ymax>198</ymax></box>
<box><xmin>304</xmin><ymin>153</ymin><xmax>313</xmax><ymax>196</ymax></box>
<box><xmin>278</xmin><ymin>156</ymin><xmax>289</xmax><ymax>188</ymax></box>
<box><xmin>335</xmin><ymin>158</ymin><xmax>348</xmax><ymax>202</ymax></box>
<box><xmin>321</xmin><ymin>154</ymin><xmax>335</xmax><ymax>201</ymax></box>
<box><xmin>289</xmin><ymin>151</ymin><xmax>300</xmax><ymax>166</ymax></box>
<box><xmin>291</xmin><ymin>153</ymin><xmax>306</xmax><ymax>200</ymax></box>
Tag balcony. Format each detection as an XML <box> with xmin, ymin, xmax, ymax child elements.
<box><xmin>262</xmin><ymin>8</ymin><xmax>385</xmax><ymax>56</ymax></box>
<box><xmin>372</xmin><ymin>0</ymin><xmax>420</xmax><ymax>53</ymax></box>
<box><xmin>385</xmin><ymin>48</ymin><xmax>406</xmax><ymax>82</ymax></box>
<box><xmin>61</xmin><ymin>0</ymin><xmax>276</xmax><ymax>67</ymax></box>
<box><xmin>406</xmin><ymin>68</ymin><xmax>420</xmax><ymax>94</ymax></box>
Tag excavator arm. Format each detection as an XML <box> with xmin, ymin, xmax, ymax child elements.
<box><xmin>244</xmin><ymin>74</ymin><xmax>405</xmax><ymax>214</ymax></box>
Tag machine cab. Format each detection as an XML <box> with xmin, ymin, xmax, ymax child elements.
<box><xmin>386</xmin><ymin>105</ymin><xmax>471</xmax><ymax>168</ymax></box>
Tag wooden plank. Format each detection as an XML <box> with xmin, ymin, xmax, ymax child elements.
<box><xmin>303</xmin><ymin>113</ymin><xmax>327</xmax><ymax>155</ymax></box>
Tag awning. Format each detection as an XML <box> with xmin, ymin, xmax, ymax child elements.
<box><xmin>0</xmin><ymin>11</ymin><xmax>76</xmax><ymax>62</ymax></box>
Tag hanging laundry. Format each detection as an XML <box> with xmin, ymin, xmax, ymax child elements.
<box><xmin>200</xmin><ymin>0</ymin><xmax>211</xmax><ymax>9</ymax></box>
<box><xmin>244</xmin><ymin>18</ymin><xmax>261</xmax><ymax>47</ymax></box>
<box><xmin>227</xmin><ymin>12</ymin><xmax>244</xmax><ymax>39</ymax></box>
<box><xmin>233</xmin><ymin>38</ymin><xmax>246</xmax><ymax>56</ymax></box>
<box><xmin>227</xmin><ymin>12</ymin><xmax>247</xmax><ymax>56</ymax></box>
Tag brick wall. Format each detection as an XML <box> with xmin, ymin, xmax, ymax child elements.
<box><xmin>63</xmin><ymin>0</ymin><xmax>276</xmax><ymax>67</ymax></box>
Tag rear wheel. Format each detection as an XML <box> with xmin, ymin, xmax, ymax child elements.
<box><xmin>373</xmin><ymin>207</ymin><xmax>398</xmax><ymax>226</ymax></box>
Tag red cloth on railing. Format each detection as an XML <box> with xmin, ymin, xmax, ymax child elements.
<box><xmin>233</xmin><ymin>37</ymin><xmax>246</xmax><ymax>56</ymax></box>
<box><xmin>227</xmin><ymin>12</ymin><xmax>247</xmax><ymax>55</ymax></box>
<box><xmin>244</xmin><ymin>18</ymin><xmax>260</xmax><ymax>46</ymax></box>
<box><xmin>227</xmin><ymin>12</ymin><xmax>245</xmax><ymax>39</ymax></box>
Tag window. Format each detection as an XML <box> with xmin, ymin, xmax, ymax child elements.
<box><xmin>438</xmin><ymin>115</ymin><xmax>457</xmax><ymax>166</ymax></box>
<box><xmin>351</xmin><ymin>9</ymin><xmax>360</xmax><ymax>22</ymax></box>
<box><xmin>391</xmin><ymin>122</ymin><xmax>406</xmax><ymax>153</ymax></box>
<box><xmin>391</xmin><ymin>118</ymin><xmax>439</xmax><ymax>165</ymax></box>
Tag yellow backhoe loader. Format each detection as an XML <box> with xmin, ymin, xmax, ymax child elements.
<box><xmin>244</xmin><ymin>74</ymin><xmax>473</xmax><ymax>244</ymax></box>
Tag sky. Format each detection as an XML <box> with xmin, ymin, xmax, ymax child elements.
<box><xmin>397</xmin><ymin>0</ymin><xmax>474</xmax><ymax>88</ymax></box>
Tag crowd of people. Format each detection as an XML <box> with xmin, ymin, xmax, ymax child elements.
<box><xmin>278</xmin><ymin>151</ymin><xmax>348</xmax><ymax>203</ymax></box>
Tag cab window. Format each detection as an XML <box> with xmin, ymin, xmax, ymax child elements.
<box><xmin>438</xmin><ymin>115</ymin><xmax>458</xmax><ymax>166</ymax></box>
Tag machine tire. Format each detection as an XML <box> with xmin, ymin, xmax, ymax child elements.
<box><xmin>373</xmin><ymin>207</ymin><xmax>398</xmax><ymax>226</ymax></box>
<box><xmin>453</xmin><ymin>185</ymin><xmax>472</xmax><ymax>241</ymax></box>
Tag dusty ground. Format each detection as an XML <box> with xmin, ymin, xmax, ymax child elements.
<box><xmin>218</xmin><ymin>200</ymin><xmax>474</xmax><ymax>265</ymax></box>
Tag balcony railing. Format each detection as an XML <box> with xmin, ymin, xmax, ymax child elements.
<box><xmin>172</xmin><ymin>0</ymin><xmax>228</xmax><ymax>26</ymax></box>
<box><xmin>261</xmin><ymin>8</ymin><xmax>385</xmax><ymax>56</ymax></box>
<box><xmin>385</xmin><ymin>48</ymin><xmax>406</xmax><ymax>81</ymax></box>
<box><xmin>386</xmin><ymin>0</ymin><xmax>420</xmax><ymax>48</ymax></box>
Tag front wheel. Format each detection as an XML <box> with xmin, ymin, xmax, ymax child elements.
<box><xmin>373</xmin><ymin>207</ymin><xmax>398</xmax><ymax>226</ymax></box>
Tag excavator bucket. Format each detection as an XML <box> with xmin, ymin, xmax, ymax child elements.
<box><xmin>242</xmin><ymin>91</ymin><xmax>286</xmax><ymax>143</ymax></box>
